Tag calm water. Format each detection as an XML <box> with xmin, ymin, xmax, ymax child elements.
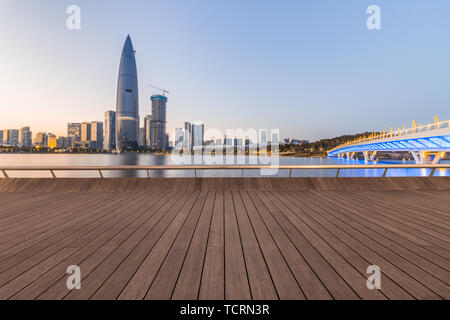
<box><xmin>0</xmin><ymin>154</ymin><xmax>448</xmax><ymax>178</ymax></box>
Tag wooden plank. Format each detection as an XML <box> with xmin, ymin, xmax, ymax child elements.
<box><xmin>267</xmin><ymin>191</ymin><xmax>411</xmax><ymax>300</ymax></box>
<box><xmin>292</xmin><ymin>191</ymin><xmax>448</xmax><ymax>299</ymax></box>
<box><xmin>112</xmin><ymin>192</ymin><xmax>203</xmax><ymax>300</ymax></box>
<box><xmin>171</xmin><ymin>192</ymin><xmax>216</xmax><ymax>299</ymax></box>
<box><xmin>231</xmin><ymin>191</ymin><xmax>278</xmax><ymax>299</ymax></box>
<box><xmin>63</xmin><ymin>191</ymin><xmax>194</xmax><ymax>300</ymax></box>
<box><xmin>3</xmin><ymin>191</ymin><xmax>166</xmax><ymax>299</ymax></box>
<box><xmin>360</xmin><ymin>190</ymin><xmax>450</xmax><ymax>224</ymax></box>
<box><xmin>0</xmin><ymin>192</ymin><xmax>114</xmax><ymax>248</ymax></box>
<box><xmin>146</xmin><ymin>192</ymin><xmax>213</xmax><ymax>299</ymax></box>
<box><xmin>223</xmin><ymin>191</ymin><xmax>251</xmax><ymax>300</ymax></box>
<box><xmin>0</xmin><ymin>192</ymin><xmax>133</xmax><ymax>279</ymax></box>
<box><xmin>240</xmin><ymin>192</ymin><xmax>308</xmax><ymax>300</ymax></box>
<box><xmin>314</xmin><ymin>191</ymin><xmax>450</xmax><ymax>271</ymax></box>
<box><xmin>322</xmin><ymin>190</ymin><xmax>450</xmax><ymax>259</ymax></box>
<box><xmin>198</xmin><ymin>192</ymin><xmax>225</xmax><ymax>300</ymax></box>
<box><xmin>252</xmin><ymin>191</ymin><xmax>381</xmax><ymax>300</ymax></box>
<box><xmin>345</xmin><ymin>191</ymin><xmax>450</xmax><ymax>234</ymax></box>
<box><xmin>36</xmin><ymin>191</ymin><xmax>183</xmax><ymax>300</ymax></box>
<box><xmin>0</xmin><ymin>177</ymin><xmax>447</xmax><ymax>300</ymax></box>
<box><xmin>0</xmin><ymin>192</ymin><xmax>95</xmax><ymax>234</ymax></box>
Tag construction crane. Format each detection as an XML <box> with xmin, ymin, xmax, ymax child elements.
<box><xmin>147</xmin><ymin>84</ymin><xmax>170</xmax><ymax>97</ymax></box>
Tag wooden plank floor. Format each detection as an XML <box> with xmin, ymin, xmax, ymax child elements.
<box><xmin>0</xmin><ymin>178</ymin><xmax>449</xmax><ymax>300</ymax></box>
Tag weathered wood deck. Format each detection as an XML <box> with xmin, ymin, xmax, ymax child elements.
<box><xmin>0</xmin><ymin>177</ymin><xmax>449</xmax><ymax>300</ymax></box>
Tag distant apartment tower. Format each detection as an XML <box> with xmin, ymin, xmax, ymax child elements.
<box><xmin>35</xmin><ymin>132</ymin><xmax>48</xmax><ymax>147</ymax></box>
<box><xmin>233</xmin><ymin>138</ymin><xmax>244</xmax><ymax>147</ymax></box>
<box><xmin>224</xmin><ymin>135</ymin><xmax>233</xmax><ymax>147</ymax></box>
<box><xmin>91</xmin><ymin>122</ymin><xmax>103</xmax><ymax>149</ymax></box>
<box><xmin>271</xmin><ymin>132</ymin><xmax>279</xmax><ymax>145</ymax></box>
<box><xmin>19</xmin><ymin>127</ymin><xmax>32</xmax><ymax>147</ymax></box>
<box><xmin>47</xmin><ymin>134</ymin><xmax>57</xmax><ymax>148</ymax></box>
<box><xmin>175</xmin><ymin>128</ymin><xmax>184</xmax><ymax>147</ymax></box>
<box><xmin>104</xmin><ymin>111</ymin><xmax>116</xmax><ymax>150</ymax></box>
<box><xmin>81</xmin><ymin>122</ymin><xmax>91</xmax><ymax>145</ymax></box>
<box><xmin>184</xmin><ymin>122</ymin><xmax>192</xmax><ymax>150</ymax></box>
<box><xmin>68</xmin><ymin>123</ymin><xmax>81</xmax><ymax>146</ymax></box>
<box><xmin>57</xmin><ymin>136</ymin><xmax>72</xmax><ymax>148</ymax></box>
<box><xmin>0</xmin><ymin>131</ymin><xmax>3</xmax><ymax>145</ymax></box>
<box><xmin>150</xmin><ymin>95</ymin><xmax>168</xmax><ymax>149</ymax></box>
<box><xmin>192</xmin><ymin>122</ymin><xmax>204</xmax><ymax>148</ymax></box>
<box><xmin>2</xmin><ymin>129</ymin><xmax>19</xmax><ymax>146</ymax></box>
<box><xmin>164</xmin><ymin>133</ymin><xmax>169</xmax><ymax>148</ymax></box>
<box><xmin>260</xmin><ymin>130</ymin><xmax>267</xmax><ymax>145</ymax></box>
<box><xmin>139</xmin><ymin>127</ymin><xmax>146</xmax><ymax>147</ymax></box>
<box><xmin>144</xmin><ymin>115</ymin><xmax>152</xmax><ymax>147</ymax></box>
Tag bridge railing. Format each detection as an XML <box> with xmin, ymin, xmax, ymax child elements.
<box><xmin>0</xmin><ymin>164</ymin><xmax>449</xmax><ymax>179</ymax></box>
<box><xmin>330</xmin><ymin>119</ymin><xmax>450</xmax><ymax>152</ymax></box>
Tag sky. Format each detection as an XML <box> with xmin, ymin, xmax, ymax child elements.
<box><xmin>0</xmin><ymin>0</ymin><xmax>449</xmax><ymax>141</ymax></box>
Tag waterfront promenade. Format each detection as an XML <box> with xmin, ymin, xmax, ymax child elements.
<box><xmin>0</xmin><ymin>177</ymin><xmax>449</xmax><ymax>300</ymax></box>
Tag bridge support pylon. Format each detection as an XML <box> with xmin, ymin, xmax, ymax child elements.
<box><xmin>411</xmin><ymin>151</ymin><xmax>446</xmax><ymax>164</ymax></box>
<box><xmin>363</xmin><ymin>151</ymin><xmax>377</xmax><ymax>162</ymax></box>
<box><xmin>345</xmin><ymin>152</ymin><xmax>355</xmax><ymax>159</ymax></box>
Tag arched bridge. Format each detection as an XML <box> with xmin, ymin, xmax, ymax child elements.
<box><xmin>328</xmin><ymin>117</ymin><xmax>450</xmax><ymax>164</ymax></box>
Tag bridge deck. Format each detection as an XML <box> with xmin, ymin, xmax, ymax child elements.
<box><xmin>0</xmin><ymin>178</ymin><xmax>449</xmax><ymax>300</ymax></box>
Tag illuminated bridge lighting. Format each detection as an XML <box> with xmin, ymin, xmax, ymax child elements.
<box><xmin>327</xmin><ymin>118</ymin><xmax>450</xmax><ymax>163</ymax></box>
<box><xmin>328</xmin><ymin>135</ymin><xmax>450</xmax><ymax>156</ymax></box>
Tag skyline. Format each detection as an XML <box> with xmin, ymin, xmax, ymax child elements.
<box><xmin>1</xmin><ymin>1</ymin><xmax>450</xmax><ymax>141</ymax></box>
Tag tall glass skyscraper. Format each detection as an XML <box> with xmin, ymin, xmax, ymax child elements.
<box><xmin>116</xmin><ymin>35</ymin><xmax>139</xmax><ymax>151</ymax></box>
<box><xmin>150</xmin><ymin>95</ymin><xmax>167</xmax><ymax>149</ymax></box>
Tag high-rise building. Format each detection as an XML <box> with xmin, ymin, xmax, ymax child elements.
<box><xmin>175</xmin><ymin>128</ymin><xmax>184</xmax><ymax>147</ymax></box>
<box><xmin>68</xmin><ymin>123</ymin><xmax>81</xmax><ymax>145</ymax></box>
<box><xmin>164</xmin><ymin>133</ymin><xmax>169</xmax><ymax>148</ymax></box>
<box><xmin>2</xmin><ymin>129</ymin><xmax>19</xmax><ymax>146</ymax></box>
<box><xmin>81</xmin><ymin>122</ymin><xmax>91</xmax><ymax>143</ymax></box>
<box><xmin>271</xmin><ymin>132</ymin><xmax>279</xmax><ymax>145</ymax></box>
<box><xmin>224</xmin><ymin>135</ymin><xmax>233</xmax><ymax>147</ymax></box>
<box><xmin>150</xmin><ymin>95</ymin><xmax>167</xmax><ymax>149</ymax></box>
<box><xmin>91</xmin><ymin>122</ymin><xmax>103</xmax><ymax>149</ymax></box>
<box><xmin>47</xmin><ymin>133</ymin><xmax>57</xmax><ymax>148</ymax></box>
<box><xmin>57</xmin><ymin>136</ymin><xmax>72</xmax><ymax>148</ymax></box>
<box><xmin>35</xmin><ymin>132</ymin><xmax>48</xmax><ymax>147</ymax></box>
<box><xmin>260</xmin><ymin>130</ymin><xmax>267</xmax><ymax>146</ymax></box>
<box><xmin>139</xmin><ymin>127</ymin><xmax>146</xmax><ymax>147</ymax></box>
<box><xmin>144</xmin><ymin>115</ymin><xmax>152</xmax><ymax>147</ymax></box>
<box><xmin>0</xmin><ymin>131</ymin><xmax>3</xmax><ymax>145</ymax></box>
<box><xmin>192</xmin><ymin>122</ymin><xmax>204</xmax><ymax>148</ymax></box>
<box><xmin>116</xmin><ymin>35</ymin><xmax>139</xmax><ymax>151</ymax></box>
<box><xmin>19</xmin><ymin>127</ymin><xmax>32</xmax><ymax>147</ymax></box>
<box><xmin>184</xmin><ymin>122</ymin><xmax>192</xmax><ymax>150</ymax></box>
<box><xmin>104</xmin><ymin>111</ymin><xmax>116</xmax><ymax>150</ymax></box>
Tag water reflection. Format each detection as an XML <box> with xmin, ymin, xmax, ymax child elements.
<box><xmin>0</xmin><ymin>154</ymin><xmax>448</xmax><ymax>178</ymax></box>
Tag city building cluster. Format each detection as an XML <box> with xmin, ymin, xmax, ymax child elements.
<box><xmin>0</xmin><ymin>35</ymin><xmax>302</xmax><ymax>153</ymax></box>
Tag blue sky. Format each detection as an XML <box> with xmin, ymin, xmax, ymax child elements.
<box><xmin>0</xmin><ymin>0</ymin><xmax>449</xmax><ymax>140</ymax></box>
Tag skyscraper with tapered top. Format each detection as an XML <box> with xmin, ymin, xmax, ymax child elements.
<box><xmin>116</xmin><ymin>35</ymin><xmax>139</xmax><ymax>151</ymax></box>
